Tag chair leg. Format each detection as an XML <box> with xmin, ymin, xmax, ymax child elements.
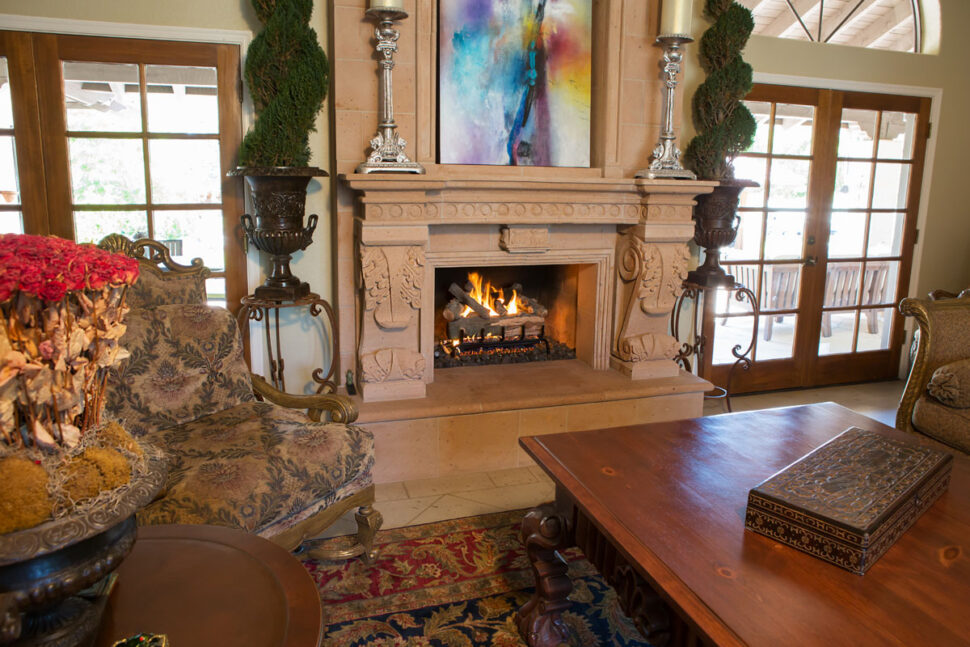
<box><xmin>355</xmin><ymin>504</ymin><xmax>383</xmax><ymax>564</ymax></box>
<box><xmin>301</xmin><ymin>503</ymin><xmax>383</xmax><ymax>563</ymax></box>
<box><xmin>822</xmin><ymin>312</ymin><xmax>832</xmax><ymax>338</ymax></box>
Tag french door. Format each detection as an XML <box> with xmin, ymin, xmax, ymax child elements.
<box><xmin>703</xmin><ymin>84</ymin><xmax>930</xmax><ymax>392</ymax></box>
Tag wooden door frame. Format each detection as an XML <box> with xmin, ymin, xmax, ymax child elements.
<box><xmin>706</xmin><ymin>83</ymin><xmax>933</xmax><ymax>393</ymax></box>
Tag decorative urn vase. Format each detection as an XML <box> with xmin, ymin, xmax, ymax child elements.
<box><xmin>0</xmin><ymin>458</ymin><xmax>166</xmax><ymax>646</ymax></box>
<box><xmin>230</xmin><ymin>166</ymin><xmax>328</xmax><ymax>301</ymax></box>
<box><xmin>687</xmin><ymin>178</ymin><xmax>759</xmax><ymax>288</ymax></box>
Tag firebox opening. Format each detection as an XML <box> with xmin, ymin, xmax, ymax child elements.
<box><xmin>433</xmin><ymin>264</ymin><xmax>583</xmax><ymax>368</ymax></box>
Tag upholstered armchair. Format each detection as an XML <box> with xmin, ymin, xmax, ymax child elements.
<box><xmin>897</xmin><ymin>289</ymin><xmax>970</xmax><ymax>455</ymax></box>
<box><xmin>98</xmin><ymin>234</ymin><xmax>381</xmax><ymax>560</ymax></box>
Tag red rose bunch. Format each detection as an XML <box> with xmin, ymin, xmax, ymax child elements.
<box><xmin>0</xmin><ymin>234</ymin><xmax>140</xmax><ymax>303</ymax></box>
<box><xmin>1</xmin><ymin>235</ymin><xmax>140</xmax><ymax>450</ymax></box>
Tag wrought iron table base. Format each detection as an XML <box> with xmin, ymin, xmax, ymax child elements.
<box><xmin>238</xmin><ymin>293</ymin><xmax>339</xmax><ymax>394</ymax></box>
<box><xmin>671</xmin><ymin>281</ymin><xmax>758</xmax><ymax>412</ymax></box>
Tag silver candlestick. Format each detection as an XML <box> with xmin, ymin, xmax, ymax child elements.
<box><xmin>636</xmin><ymin>35</ymin><xmax>696</xmax><ymax>180</ymax></box>
<box><xmin>356</xmin><ymin>7</ymin><xmax>425</xmax><ymax>174</ymax></box>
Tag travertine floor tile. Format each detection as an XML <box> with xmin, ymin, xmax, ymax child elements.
<box><xmin>487</xmin><ymin>467</ymin><xmax>538</xmax><ymax>488</ymax></box>
<box><xmin>375</xmin><ymin>481</ymin><xmax>408</xmax><ymax>502</ymax></box>
<box><xmin>408</xmin><ymin>494</ymin><xmax>504</xmax><ymax>526</ymax></box>
<box><xmin>527</xmin><ymin>465</ymin><xmax>553</xmax><ymax>484</ymax></box>
<box><xmin>456</xmin><ymin>481</ymin><xmax>555</xmax><ymax>511</ymax></box>
<box><xmin>403</xmin><ymin>472</ymin><xmax>495</xmax><ymax>499</ymax></box>
<box><xmin>379</xmin><ymin>495</ymin><xmax>443</xmax><ymax>529</ymax></box>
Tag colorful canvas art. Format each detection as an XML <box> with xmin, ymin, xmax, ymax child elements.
<box><xmin>438</xmin><ymin>0</ymin><xmax>592</xmax><ymax>167</ymax></box>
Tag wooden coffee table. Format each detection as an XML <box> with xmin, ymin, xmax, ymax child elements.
<box><xmin>517</xmin><ymin>402</ymin><xmax>970</xmax><ymax>647</ymax></box>
<box><xmin>93</xmin><ymin>524</ymin><xmax>322</xmax><ymax>647</ymax></box>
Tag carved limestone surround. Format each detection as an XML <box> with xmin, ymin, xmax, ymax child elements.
<box><xmin>343</xmin><ymin>176</ymin><xmax>715</xmax><ymax>402</ymax></box>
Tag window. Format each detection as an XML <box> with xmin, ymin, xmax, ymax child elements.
<box><xmin>0</xmin><ymin>31</ymin><xmax>244</xmax><ymax>309</ymax></box>
<box><xmin>741</xmin><ymin>0</ymin><xmax>922</xmax><ymax>53</ymax></box>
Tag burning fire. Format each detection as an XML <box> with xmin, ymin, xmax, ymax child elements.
<box><xmin>460</xmin><ymin>272</ymin><xmax>523</xmax><ymax>318</ymax></box>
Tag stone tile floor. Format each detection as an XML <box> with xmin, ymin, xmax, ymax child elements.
<box><xmin>322</xmin><ymin>379</ymin><xmax>904</xmax><ymax>538</ymax></box>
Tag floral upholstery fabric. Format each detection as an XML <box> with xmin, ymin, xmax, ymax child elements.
<box><xmin>927</xmin><ymin>358</ymin><xmax>970</xmax><ymax>408</ymax></box>
<box><xmin>126</xmin><ymin>264</ymin><xmax>207</xmax><ymax>309</ymax></box>
<box><xmin>105</xmin><ymin>305</ymin><xmax>254</xmax><ymax>437</ymax></box>
<box><xmin>913</xmin><ymin>395</ymin><xmax>970</xmax><ymax>455</ymax></box>
<box><xmin>136</xmin><ymin>401</ymin><xmax>375</xmax><ymax>537</ymax></box>
<box><xmin>920</xmin><ymin>308</ymin><xmax>970</xmax><ymax>375</ymax></box>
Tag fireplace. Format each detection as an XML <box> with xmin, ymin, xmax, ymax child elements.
<box><xmin>433</xmin><ymin>265</ymin><xmax>583</xmax><ymax>368</ymax></box>
<box><xmin>337</xmin><ymin>175</ymin><xmax>717</xmax><ymax>482</ymax></box>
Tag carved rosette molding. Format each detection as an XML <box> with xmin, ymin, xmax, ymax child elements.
<box><xmin>360</xmin><ymin>348</ymin><xmax>425</xmax><ymax>384</ymax></box>
<box><xmin>614</xmin><ymin>233</ymin><xmax>690</xmax><ymax>365</ymax></box>
<box><xmin>365</xmin><ymin>201</ymin><xmax>645</xmax><ymax>223</ymax></box>
<box><xmin>360</xmin><ymin>245</ymin><xmax>425</xmax><ymax>330</ymax></box>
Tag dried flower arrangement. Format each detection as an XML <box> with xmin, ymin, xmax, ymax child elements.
<box><xmin>0</xmin><ymin>234</ymin><xmax>154</xmax><ymax>533</ymax></box>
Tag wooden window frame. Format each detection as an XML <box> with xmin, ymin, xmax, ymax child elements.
<box><xmin>0</xmin><ymin>30</ymin><xmax>246</xmax><ymax>313</ymax></box>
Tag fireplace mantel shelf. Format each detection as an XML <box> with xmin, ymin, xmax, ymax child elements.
<box><xmin>342</xmin><ymin>173</ymin><xmax>718</xmax><ymax>196</ymax></box>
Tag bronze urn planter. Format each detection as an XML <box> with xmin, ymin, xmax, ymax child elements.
<box><xmin>687</xmin><ymin>178</ymin><xmax>758</xmax><ymax>288</ymax></box>
<box><xmin>230</xmin><ymin>166</ymin><xmax>328</xmax><ymax>301</ymax></box>
<box><xmin>0</xmin><ymin>457</ymin><xmax>166</xmax><ymax>646</ymax></box>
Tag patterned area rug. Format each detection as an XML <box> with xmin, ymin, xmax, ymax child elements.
<box><xmin>302</xmin><ymin>509</ymin><xmax>651</xmax><ymax>646</ymax></box>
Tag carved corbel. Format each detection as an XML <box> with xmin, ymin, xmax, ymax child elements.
<box><xmin>612</xmin><ymin>232</ymin><xmax>690</xmax><ymax>378</ymax></box>
<box><xmin>360</xmin><ymin>245</ymin><xmax>425</xmax><ymax>330</ymax></box>
<box><xmin>360</xmin><ymin>348</ymin><xmax>425</xmax><ymax>384</ymax></box>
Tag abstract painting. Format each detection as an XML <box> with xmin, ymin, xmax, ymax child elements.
<box><xmin>438</xmin><ymin>0</ymin><xmax>592</xmax><ymax>167</ymax></box>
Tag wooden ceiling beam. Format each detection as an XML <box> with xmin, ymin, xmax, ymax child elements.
<box><xmin>858</xmin><ymin>3</ymin><xmax>914</xmax><ymax>48</ymax></box>
<box><xmin>822</xmin><ymin>0</ymin><xmax>882</xmax><ymax>42</ymax></box>
<box><xmin>761</xmin><ymin>0</ymin><xmax>822</xmax><ymax>38</ymax></box>
<box><xmin>742</xmin><ymin>0</ymin><xmax>777</xmax><ymax>14</ymax></box>
<box><xmin>882</xmin><ymin>24</ymin><xmax>917</xmax><ymax>52</ymax></box>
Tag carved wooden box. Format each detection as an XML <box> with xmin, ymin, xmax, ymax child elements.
<box><xmin>745</xmin><ymin>427</ymin><xmax>953</xmax><ymax>575</ymax></box>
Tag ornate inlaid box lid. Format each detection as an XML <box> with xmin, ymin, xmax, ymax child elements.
<box><xmin>750</xmin><ymin>427</ymin><xmax>953</xmax><ymax>536</ymax></box>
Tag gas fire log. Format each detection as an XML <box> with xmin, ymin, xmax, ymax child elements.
<box><xmin>447</xmin><ymin>314</ymin><xmax>546</xmax><ymax>339</ymax></box>
<box><xmin>448</xmin><ymin>282</ymin><xmax>492</xmax><ymax>319</ymax></box>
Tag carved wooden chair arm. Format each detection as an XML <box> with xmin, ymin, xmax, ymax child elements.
<box><xmin>251</xmin><ymin>374</ymin><xmax>359</xmax><ymax>424</ymax></box>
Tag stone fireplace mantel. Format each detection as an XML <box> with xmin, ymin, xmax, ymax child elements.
<box><xmin>342</xmin><ymin>174</ymin><xmax>716</xmax><ymax>402</ymax></box>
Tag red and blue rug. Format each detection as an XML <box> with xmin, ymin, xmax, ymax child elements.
<box><xmin>302</xmin><ymin>509</ymin><xmax>651</xmax><ymax>646</ymax></box>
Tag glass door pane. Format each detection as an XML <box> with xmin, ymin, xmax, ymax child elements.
<box><xmin>821</xmin><ymin>106</ymin><xmax>917</xmax><ymax>356</ymax></box>
<box><xmin>0</xmin><ymin>57</ymin><xmax>23</xmax><ymax>234</ymax></box>
<box><xmin>719</xmin><ymin>99</ymin><xmax>816</xmax><ymax>365</ymax></box>
<box><xmin>63</xmin><ymin>60</ymin><xmax>226</xmax><ymax>300</ymax></box>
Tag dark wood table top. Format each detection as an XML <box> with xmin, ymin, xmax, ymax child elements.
<box><xmin>521</xmin><ymin>402</ymin><xmax>970</xmax><ymax>647</ymax></box>
<box><xmin>94</xmin><ymin>524</ymin><xmax>322</xmax><ymax>647</ymax></box>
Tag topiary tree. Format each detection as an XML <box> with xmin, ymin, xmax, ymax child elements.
<box><xmin>238</xmin><ymin>0</ymin><xmax>329</xmax><ymax>168</ymax></box>
<box><xmin>684</xmin><ymin>0</ymin><xmax>757</xmax><ymax>181</ymax></box>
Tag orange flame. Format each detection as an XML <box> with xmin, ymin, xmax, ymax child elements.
<box><xmin>459</xmin><ymin>272</ymin><xmax>525</xmax><ymax>318</ymax></box>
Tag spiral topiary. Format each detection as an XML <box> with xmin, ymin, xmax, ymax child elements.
<box><xmin>238</xmin><ymin>0</ymin><xmax>329</xmax><ymax>168</ymax></box>
<box><xmin>684</xmin><ymin>0</ymin><xmax>757</xmax><ymax>180</ymax></box>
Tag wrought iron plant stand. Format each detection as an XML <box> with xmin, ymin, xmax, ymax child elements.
<box><xmin>671</xmin><ymin>280</ymin><xmax>759</xmax><ymax>411</ymax></box>
<box><xmin>238</xmin><ymin>293</ymin><xmax>339</xmax><ymax>395</ymax></box>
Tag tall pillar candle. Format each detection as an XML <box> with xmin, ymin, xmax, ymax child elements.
<box><xmin>660</xmin><ymin>0</ymin><xmax>693</xmax><ymax>36</ymax></box>
<box><xmin>369</xmin><ymin>0</ymin><xmax>405</xmax><ymax>10</ymax></box>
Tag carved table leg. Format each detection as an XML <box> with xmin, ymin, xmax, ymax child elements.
<box><xmin>516</xmin><ymin>504</ymin><xmax>574</xmax><ymax>647</ymax></box>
